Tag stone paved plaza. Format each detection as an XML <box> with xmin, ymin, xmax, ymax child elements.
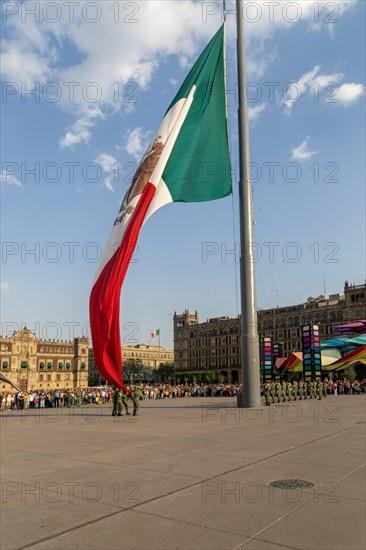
<box><xmin>1</xmin><ymin>396</ymin><xmax>365</xmax><ymax>550</ymax></box>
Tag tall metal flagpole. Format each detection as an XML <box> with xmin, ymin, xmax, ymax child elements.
<box><xmin>236</xmin><ymin>0</ymin><xmax>261</xmax><ymax>407</ymax></box>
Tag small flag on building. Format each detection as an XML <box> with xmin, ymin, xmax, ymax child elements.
<box><xmin>151</xmin><ymin>329</ymin><xmax>160</xmax><ymax>338</ymax></box>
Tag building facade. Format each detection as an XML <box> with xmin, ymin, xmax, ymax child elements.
<box><xmin>88</xmin><ymin>343</ymin><xmax>174</xmax><ymax>385</ymax></box>
<box><xmin>0</xmin><ymin>328</ymin><xmax>89</xmax><ymax>391</ymax></box>
<box><xmin>174</xmin><ymin>282</ymin><xmax>366</xmax><ymax>382</ymax></box>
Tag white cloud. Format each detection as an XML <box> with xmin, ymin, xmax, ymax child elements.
<box><xmin>94</xmin><ymin>153</ymin><xmax>119</xmax><ymax>192</ymax></box>
<box><xmin>179</xmin><ymin>57</ymin><xmax>193</xmax><ymax>70</ymax></box>
<box><xmin>225</xmin><ymin>1</ymin><xmax>357</xmax><ymax>45</ymax></box>
<box><xmin>246</xmin><ymin>54</ymin><xmax>275</xmax><ymax>80</ymax></box>
<box><xmin>0</xmin><ymin>282</ymin><xmax>9</xmax><ymax>293</ymax></box>
<box><xmin>248</xmin><ymin>102</ymin><xmax>267</xmax><ymax>122</ymax></box>
<box><xmin>336</xmin><ymin>83</ymin><xmax>365</xmax><ymax>106</ymax></box>
<box><xmin>1</xmin><ymin>1</ymin><xmax>220</xmax><ymax>147</ymax></box>
<box><xmin>0</xmin><ymin>0</ymin><xmax>358</xmax><ymax>145</ymax></box>
<box><xmin>125</xmin><ymin>128</ymin><xmax>151</xmax><ymax>160</ymax></box>
<box><xmin>292</xmin><ymin>137</ymin><xmax>317</xmax><ymax>161</ymax></box>
<box><xmin>103</xmin><ymin>176</ymin><xmax>115</xmax><ymax>193</ymax></box>
<box><xmin>282</xmin><ymin>65</ymin><xmax>364</xmax><ymax>115</ymax></box>
<box><xmin>1</xmin><ymin>170</ymin><xmax>22</xmax><ymax>187</ymax></box>
<box><xmin>0</xmin><ymin>44</ymin><xmax>50</xmax><ymax>85</ymax></box>
<box><xmin>60</xmin><ymin>107</ymin><xmax>104</xmax><ymax>149</ymax></box>
<box><xmin>94</xmin><ymin>153</ymin><xmax>118</xmax><ymax>173</ymax></box>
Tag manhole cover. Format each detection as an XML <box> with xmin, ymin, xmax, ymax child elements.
<box><xmin>270</xmin><ymin>479</ymin><xmax>314</xmax><ymax>490</ymax></box>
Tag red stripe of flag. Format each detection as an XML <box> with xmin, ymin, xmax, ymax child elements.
<box><xmin>89</xmin><ymin>182</ymin><xmax>157</xmax><ymax>388</ymax></box>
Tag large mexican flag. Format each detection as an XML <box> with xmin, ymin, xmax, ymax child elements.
<box><xmin>90</xmin><ymin>25</ymin><xmax>232</xmax><ymax>389</ymax></box>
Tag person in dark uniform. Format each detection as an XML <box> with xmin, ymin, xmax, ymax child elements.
<box><xmin>111</xmin><ymin>388</ymin><xmax>119</xmax><ymax>416</ymax></box>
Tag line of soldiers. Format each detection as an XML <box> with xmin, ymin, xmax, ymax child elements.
<box><xmin>111</xmin><ymin>387</ymin><xmax>141</xmax><ymax>417</ymax></box>
<box><xmin>263</xmin><ymin>380</ymin><xmax>327</xmax><ymax>406</ymax></box>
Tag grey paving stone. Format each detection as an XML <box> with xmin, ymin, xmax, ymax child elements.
<box><xmin>1</xmin><ymin>396</ymin><xmax>365</xmax><ymax>550</ymax></box>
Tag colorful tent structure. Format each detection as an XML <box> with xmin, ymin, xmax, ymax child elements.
<box><xmin>282</xmin><ymin>349</ymin><xmax>343</xmax><ymax>373</ymax></box>
<box><xmin>322</xmin><ymin>345</ymin><xmax>366</xmax><ymax>372</ymax></box>
<box><xmin>280</xmin><ymin>333</ymin><xmax>366</xmax><ymax>374</ymax></box>
<box><xmin>282</xmin><ymin>352</ymin><xmax>303</xmax><ymax>373</ymax></box>
<box><xmin>333</xmin><ymin>320</ymin><xmax>366</xmax><ymax>333</ymax></box>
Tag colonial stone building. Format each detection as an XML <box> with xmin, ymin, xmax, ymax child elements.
<box><xmin>174</xmin><ymin>281</ymin><xmax>366</xmax><ymax>382</ymax></box>
<box><xmin>0</xmin><ymin>328</ymin><xmax>89</xmax><ymax>391</ymax></box>
<box><xmin>88</xmin><ymin>343</ymin><xmax>174</xmax><ymax>385</ymax></box>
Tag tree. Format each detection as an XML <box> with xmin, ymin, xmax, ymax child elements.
<box><xmin>122</xmin><ymin>358</ymin><xmax>144</xmax><ymax>384</ymax></box>
<box><xmin>156</xmin><ymin>362</ymin><xmax>175</xmax><ymax>383</ymax></box>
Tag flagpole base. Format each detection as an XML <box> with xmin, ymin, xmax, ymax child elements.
<box><xmin>237</xmin><ymin>392</ymin><xmax>262</xmax><ymax>408</ymax></box>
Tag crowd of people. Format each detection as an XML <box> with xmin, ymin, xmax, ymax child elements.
<box><xmin>0</xmin><ymin>384</ymin><xmax>239</xmax><ymax>411</ymax></box>
<box><xmin>0</xmin><ymin>379</ymin><xmax>364</xmax><ymax>411</ymax></box>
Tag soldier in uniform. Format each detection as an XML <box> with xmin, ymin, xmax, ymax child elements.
<box><xmin>292</xmin><ymin>380</ymin><xmax>298</xmax><ymax>400</ymax></box>
<box><xmin>286</xmin><ymin>381</ymin><xmax>292</xmax><ymax>402</ymax></box>
<box><xmin>111</xmin><ymin>388</ymin><xmax>119</xmax><ymax>416</ymax></box>
<box><xmin>306</xmin><ymin>381</ymin><xmax>312</xmax><ymax>398</ymax></box>
<box><xmin>264</xmin><ymin>383</ymin><xmax>271</xmax><ymax>406</ymax></box>
<box><xmin>269</xmin><ymin>382</ymin><xmax>275</xmax><ymax>403</ymax></box>
<box><xmin>116</xmin><ymin>390</ymin><xmax>123</xmax><ymax>416</ymax></box>
<box><xmin>281</xmin><ymin>380</ymin><xmax>287</xmax><ymax>402</ymax></box>
<box><xmin>298</xmin><ymin>380</ymin><xmax>304</xmax><ymax>400</ymax></box>
<box><xmin>316</xmin><ymin>380</ymin><xmax>322</xmax><ymax>400</ymax></box>
<box><xmin>121</xmin><ymin>390</ymin><xmax>130</xmax><ymax>415</ymax></box>
<box><xmin>322</xmin><ymin>380</ymin><xmax>327</xmax><ymax>398</ymax></box>
<box><xmin>132</xmin><ymin>386</ymin><xmax>141</xmax><ymax>416</ymax></box>
<box><xmin>275</xmin><ymin>381</ymin><xmax>281</xmax><ymax>403</ymax></box>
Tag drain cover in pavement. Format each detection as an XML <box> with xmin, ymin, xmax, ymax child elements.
<box><xmin>270</xmin><ymin>479</ymin><xmax>314</xmax><ymax>490</ymax></box>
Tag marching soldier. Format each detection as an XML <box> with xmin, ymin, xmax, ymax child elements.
<box><xmin>306</xmin><ymin>381</ymin><xmax>312</xmax><ymax>399</ymax></box>
<box><xmin>264</xmin><ymin>383</ymin><xmax>271</xmax><ymax>406</ymax></box>
<box><xmin>281</xmin><ymin>380</ymin><xmax>287</xmax><ymax>402</ymax></box>
<box><xmin>292</xmin><ymin>380</ymin><xmax>298</xmax><ymax>400</ymax></box>
<box><xmin>116</xmin><ymin>390</ymin><xmax>123</xmax><ymax>416</ymax></box>
<box><xmin>269</xmin><ymin>382</ymin><xmax>275</xmax><ymax>403</ymax></box>
<box><xmin>121</xmin><ymin>390</ymin><xmax>130</xmax><ymax>415</ymax></box>
<box><xmin>286</xmin><ymin>381</ymin><xmax>292</xmax><ymax>402</ymax></box>
<box><xmin>322</xmin><ymin>380</ymin><xmax>327</xmax><ymax>398</ymax></box>
<box><xmin>316</xmin><ymin>380</ymin><xmax>322</xmax><ymax>400</ymax></box>
<box><xmin>298</xmin><ymin>380</ymin><xmax>304</xmax><ymax>400</ymax></box>
<box><xmin>275</xmin><ymin>381</ymin><xmax>281</xmax><ymax>403</ymax></box>
<box><xmin>132</xmin><ymin>386</ymin><xmax>141</xmax><ymax>416</ymax></box>
<box><xmin>111</xmin><ymin>388</ymin><xmax>119</xmax><ymax>416</ymax></box>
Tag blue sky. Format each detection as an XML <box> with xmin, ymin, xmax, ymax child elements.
<box><xmin>1</xmin><ymin>0</ymin><xmax>365</xmax><ymax>348</ymax></box>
